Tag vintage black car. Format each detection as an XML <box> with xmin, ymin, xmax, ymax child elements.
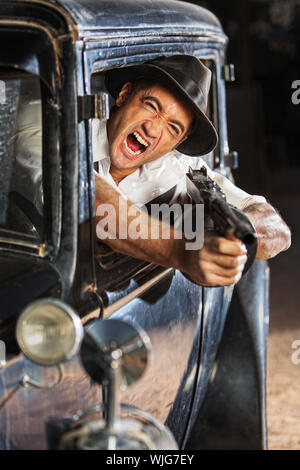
<box><xmin>0</xmin><ymin>0</ymin><xmax>269</xmax><ymax>450</ymax></box>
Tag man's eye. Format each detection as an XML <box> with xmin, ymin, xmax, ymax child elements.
<box><xmin>169</xmin><ymin>124</ymin><xmax>180</xmax><ymax>136</ymax></box>
<box><xmin>145</xmin><ymin>101</ymin><xmax>156</xmax><ymax>111</ymax></box>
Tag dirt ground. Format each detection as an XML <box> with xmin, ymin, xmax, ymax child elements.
<box><xmin>266</xmin><ymin>191</ymin><xmax>300</xmax><ymax>450</ymax></box>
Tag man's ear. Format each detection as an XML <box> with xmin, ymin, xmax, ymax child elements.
<box><xmin>179</xmin><ymin>134</ymin><xmax>188</xmax><ymax>144</ymax></box>
<box><xmin>115</xmin><ymin>82</ymin><xmax>133</xmax><ymax>107</ymax></box>
<box><xmin>174</xmin><ymin>134</ymin><xmax>188</xmax><ymax>150</ymax></box>
<box><xmin>174</xmin><ymin>117</ymin><xmax>195</xmax><ymax>149</ymax></box>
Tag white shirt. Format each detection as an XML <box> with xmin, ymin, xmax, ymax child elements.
<box><xmin>92</xmin><ymin>119</ymin><xmax>267</xmax><ymax>210</ymax></box>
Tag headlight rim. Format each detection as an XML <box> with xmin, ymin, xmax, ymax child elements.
<box><xmin>16</xmin><ymin>298</ymin><xmax>83</xmax><ymax>366</ymax></box>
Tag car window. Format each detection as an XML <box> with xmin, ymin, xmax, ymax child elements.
<box><xmin>90</xmin><ymin>58</ymin><xmax>217</xmax><ymax>290</ymax></box>
<box><xmin>0</xmin><ymin>72</ymin><xmax>43</xmax><ymax>240</ymax></box>
<box><xmin>90</xmin><ymin>58</ymin><xmax>216</xmax><ymax>171</ymax></box>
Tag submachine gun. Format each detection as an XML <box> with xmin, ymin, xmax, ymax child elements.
<box><xmin>186</xmin><ymin>166</ymin><xmax>257</xmax><ymax>274</ymax></box>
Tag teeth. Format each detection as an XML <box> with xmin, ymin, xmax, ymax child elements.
<box><xmin>133</xmin><ymin>131</ymin><xmax>149</xmax><ymax>148</ymax></box>
<box><xmin>125</xmin><ymin>139</ymin><xmax>142</xmax><ymax>156</ymax></box>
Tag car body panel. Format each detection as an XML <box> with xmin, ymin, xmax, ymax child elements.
<box><xmin>0</xmin><ymin>0</ymin><xmax>269</xmax><ymax>450</ymax></box>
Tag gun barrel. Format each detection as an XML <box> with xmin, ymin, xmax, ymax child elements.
<box><xmin>233</xmin><ymin>225</ymin><xmax>257</xmax><ymax>245</ymax></box>
<box><xmin>210</xmin><ymin>198</ymin><xmax>257</xmax><ymax>246</ymax></box>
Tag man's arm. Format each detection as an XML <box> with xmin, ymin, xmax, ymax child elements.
<box><xmin>243</xmin><ymin>202</ymin><xmax>291</xmax><ymax>259</ymax></box>
<box><xmin>94</xmin><ymin>173</ymin><xmax>247</xmax><ymax>287</ymax></box>
<box><xmin>192</xmin><ymin>161</ymin><xmax>291</xmax><ymax>259</ymax></box>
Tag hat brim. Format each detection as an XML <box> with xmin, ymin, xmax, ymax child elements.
<box><xmin>105</xmin><ymin>63</ymin><xmax>218</xmax><ymax>157</ymax></box>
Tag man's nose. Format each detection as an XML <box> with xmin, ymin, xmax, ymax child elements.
<box><xmin>142</xmin><ymin>117</ymin><xmax>164</xmax><ymax>138</ymax></box>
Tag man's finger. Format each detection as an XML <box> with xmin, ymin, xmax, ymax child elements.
<box><xmin>225</xmin><ymin>230</ymin><xmax>239</xmax><ymax>241</ymax></box>
<box><xmin>208</xmin><ymin>235</ymin><xmax>247</xmax><ymax>256</ymax></box>
<box><xmin>204</xmin><ymin>253</ymin><xmax>248</xmax><ymax>270</ymax></box>
<box><xmin>203</xmin><ymin>261</ymin><xmax>244</xmax><ymax>279</ymax></box>
<box><xmin>199</xmin><ymin>270</ymin><xmax>242</xmax><ymax>287</ymax></box>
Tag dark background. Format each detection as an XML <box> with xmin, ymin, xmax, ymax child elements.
<box><xmin>183</xmin><ymin>0</ymin><xmax>300</xmax><ymax>197</ymax></box>
<box><xmin>183</xmin><ymin>0</ymin><xmax>300</xmax><ymax>449</ymax></box>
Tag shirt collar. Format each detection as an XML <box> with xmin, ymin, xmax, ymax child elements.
<box><xmin>92</xmin><ymin>118</ymin><xmax>110</xmax><ymax>162</ymax></box>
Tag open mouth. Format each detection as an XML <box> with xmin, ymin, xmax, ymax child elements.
<box><xmin>125</xmin><ymin>131</ymin><xmax>149</xmax><ymax>157</ymax></box>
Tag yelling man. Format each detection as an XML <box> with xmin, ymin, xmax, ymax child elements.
<box><xmin>93</xmin><ymin>55</ymin><xmax>291</xmax><ymax>286</ymax></box>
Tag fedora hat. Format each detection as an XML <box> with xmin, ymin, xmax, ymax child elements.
<box><xmin>105</xmin><ymin>54</ymin><xmax>218</xmax><ymax>156</ymax></box>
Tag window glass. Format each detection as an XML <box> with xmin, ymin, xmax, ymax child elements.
<box><xmin>0</xmin><ymin>72</ymin><xmax>43</xmax><ymax>239</ymax></box>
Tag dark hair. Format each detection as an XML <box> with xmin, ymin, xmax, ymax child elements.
<box><xmin>109</xmin><ymin>78</ymin><xmax>156</xmax><ymax>115</ymax></box>
<box><xmin>129</xmin><ymin>77</ymin><xmax>157</xmax><ymax>94</ymax></box>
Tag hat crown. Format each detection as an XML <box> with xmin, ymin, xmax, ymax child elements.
<box><xmin>105</xmin><ymin>54</ymin><xmax>218</xmax><ymax>156</ymax></box>
<box><xmin>149</xmin><ymin>55</ymin><xmax>212</xmax><ymax>111</ymax></box>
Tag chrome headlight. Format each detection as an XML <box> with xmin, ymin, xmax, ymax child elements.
<box><xmin>16</xmin><ymin>299</ymin><xmax>83</xmax><ymax>366</ymax></box>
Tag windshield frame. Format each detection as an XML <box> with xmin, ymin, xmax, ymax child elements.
<box><xmin>0</xmin><ymin>30</ymin><xmax>61</xmax><ymax>258</ymax></box>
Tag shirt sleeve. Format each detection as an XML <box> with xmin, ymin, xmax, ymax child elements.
<box><xmin>204</xmin><ymin>165</ymin><xmax>267</xmax><ymax>210</ymax></box>
<box><xmin>174</xmin><ymin>154</ymin><xmax>267</xmax><ymax>210</ymax></box>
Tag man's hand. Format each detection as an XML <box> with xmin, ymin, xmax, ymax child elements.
<box><xmin>182</xmin><ymin>231</ymin><xmax>247</xmax><ymax>286</ymax></box>
<box><xmin>243</xmin><ymin>202</ymin><xmax>291</xmax><ymax>259</ymax></box>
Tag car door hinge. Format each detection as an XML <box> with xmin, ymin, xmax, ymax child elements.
<box><xmin>77</xmin><ymin>92</ymin><xmax>110</xmax><ymax>122</ymax></box>
<box><xmin>223</xmin><ymin>64</ymin><xmax>235</xmax><ymax>82</ymax></box>
<box><xmin>224</xmin><ymin>151</ymin><xmax>239</xmax><ymax>169</ymax></box>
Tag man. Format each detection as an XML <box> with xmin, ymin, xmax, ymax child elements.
<box><xmin>93</xmin><ymin>55</ymin><xmax>290</xmax><ymax>286</ymax></box>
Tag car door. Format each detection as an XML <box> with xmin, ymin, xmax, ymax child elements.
<box><xmin>81</xmin><ymin>45</ymin><xmax>232</xmax><ymax>446</ymax></box>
